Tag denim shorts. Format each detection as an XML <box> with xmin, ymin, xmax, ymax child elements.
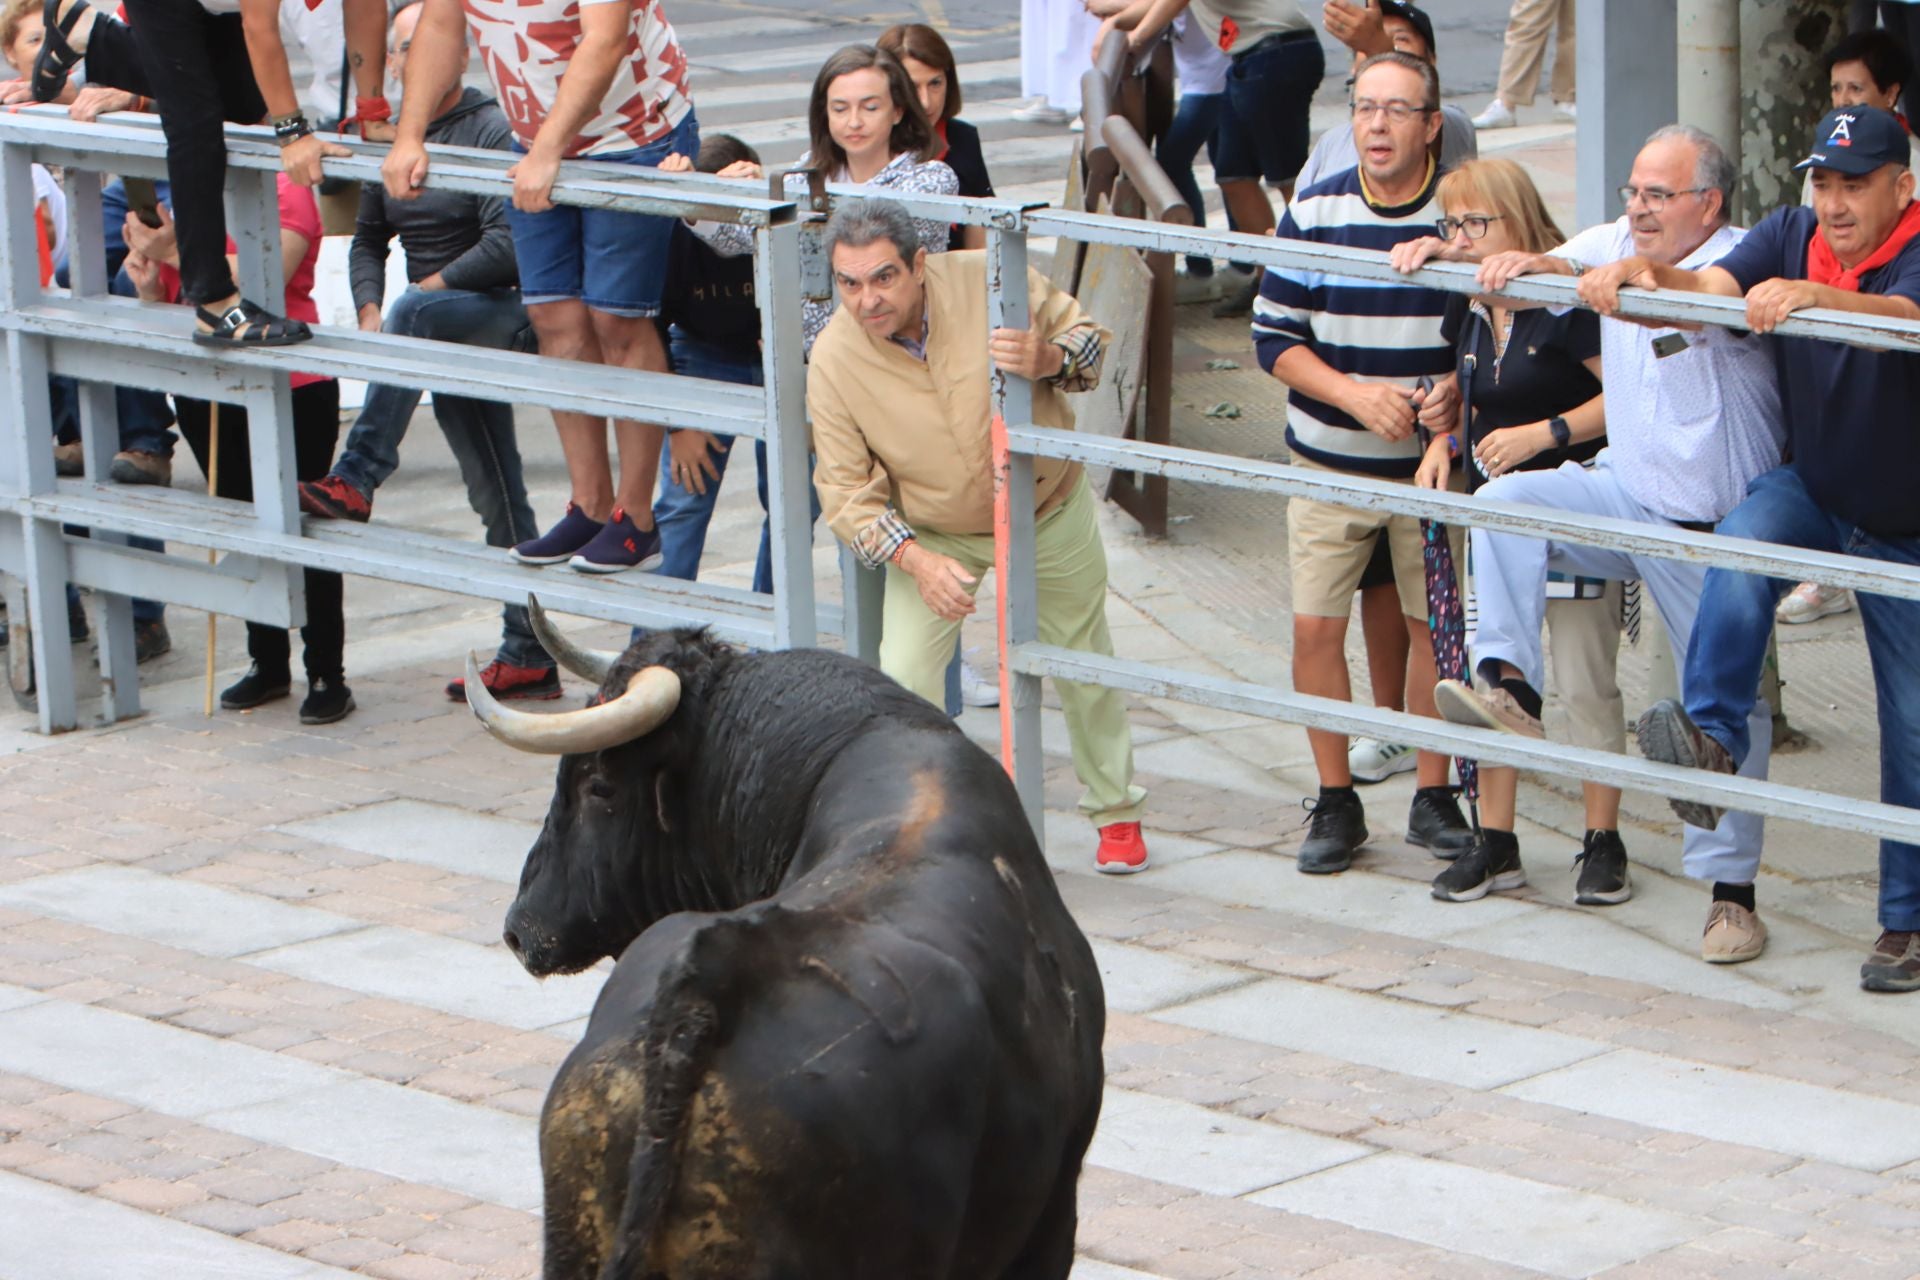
<box><xmin>506</xmin><ymin>110</ymin><xmax>700</xmax><ymax>317</ymax></box>
<box><xmin>1214</xmin><ymin>33</ymin><xmax>1324</xmax><ymax>185</ymax></box>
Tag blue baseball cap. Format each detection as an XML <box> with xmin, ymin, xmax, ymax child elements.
<box><xmin>1794</xmin><ymin>105</ymin><xmax>1911</xmax><ymax>175</ymax></box>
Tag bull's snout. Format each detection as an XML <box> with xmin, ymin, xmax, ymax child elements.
<box><xmin>503</xmin><ymin>902</ymin><xmax>545</xmax><ymax>974</ymax></box>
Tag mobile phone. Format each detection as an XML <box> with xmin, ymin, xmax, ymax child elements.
<box><xmin>122</xmin><ymin>177</ymin><xmax>162</xmax><ymax>229</ymax></box>
<box><xmin>1651</xmin><ymin>333</ymin><xmax>1689</xmax><ymax>359</ymax></box>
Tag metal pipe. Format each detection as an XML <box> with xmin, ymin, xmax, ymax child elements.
<box><xmin>1100</xmin><ymin>117</ymin><xmax>1195</xmax><ymax>226</ymax></box>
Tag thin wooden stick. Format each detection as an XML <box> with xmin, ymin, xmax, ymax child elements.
<box><xmin>203</xmin><ymin>403</ymin><xmax>220</xmax><ymax>717</ymax></box>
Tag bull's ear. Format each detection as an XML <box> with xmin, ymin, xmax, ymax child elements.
<box><xmin>655</xmin><ymin>771</ymin><xmax>674</xmax><ymax>833</ymax></box>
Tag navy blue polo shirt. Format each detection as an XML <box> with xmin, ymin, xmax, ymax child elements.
<box><xmin>1711</xmin><ymin>204</ymin><xmax>1920</xmax><ymax>538</ymax></box>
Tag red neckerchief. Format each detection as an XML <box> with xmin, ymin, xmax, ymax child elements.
<box><xmin>933</xmin><ymin>118</ymin><xmax>951</xmax><ymax>164</ymax></box>
<box><xmin>1808</xmin><ymin>197</ymin><xmax>1920</xmax><ymax>291</ymax></box>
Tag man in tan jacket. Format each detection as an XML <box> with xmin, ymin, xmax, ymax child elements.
<box><xmin>808</xmin><ymin>198</ymin><xmax>1150</xmax><ymax>873</ymax></box>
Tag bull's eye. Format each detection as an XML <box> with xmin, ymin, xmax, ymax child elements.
<box><xmin>586</xmin><ymin>778</ymin><xmax>616</xmax><ymax>802</ymax></box>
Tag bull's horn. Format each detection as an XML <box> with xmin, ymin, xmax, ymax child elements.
<box><xmin>527</xmin><ymin>595</ymin><xmax>620</xmax><ymax>684</ymax></box>
<box><xmin>464</xmin><ymin>650</ymin><xmax>681</xmax><ymax>754</ymax></box>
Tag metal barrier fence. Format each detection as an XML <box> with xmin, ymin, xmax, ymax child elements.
<box><xmin>985</xmin><ymin>211</ymin><xmax>1920</xmax><ymax>849</ymax></box>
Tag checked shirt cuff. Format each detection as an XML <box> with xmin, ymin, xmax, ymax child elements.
<box><xmin>853</xmin><ymin>507</ymin><xmax>917</xmax><ymax>570</ymax></box>
<box><xmin>1046</xmin><ymin>324</ymin><xmax>1105</xmax><ymax>392</ymax></box>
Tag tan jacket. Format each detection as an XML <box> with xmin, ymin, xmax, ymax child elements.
<box><xmin>808</xmin><ymin>251</ymin><xmax>1109</xmax><ymax>564</ymax></box>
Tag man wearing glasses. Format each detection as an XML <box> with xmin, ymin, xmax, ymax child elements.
<box><xmin>1434</xmin><ymin>125</ymin><xmax>1787</xmax><ymax>964</ymax></box>
<box><xmin>1255</xmin><ymin>50</ymin><xmax>1477</xmax><ymax>874</ymax></box>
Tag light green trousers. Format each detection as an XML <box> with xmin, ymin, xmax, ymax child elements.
<box><xmin>879</xmin><ymin>478</ymin><xmax>1148</xmax><ymax>827</ymax></box>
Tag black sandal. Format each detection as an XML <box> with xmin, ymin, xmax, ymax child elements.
<box><xmin>30</xmin><ymin>0</ymin><xmax>89</xmax><ymax>104</ymax></box>
<box><xmin>192</xmin><ymin>298</ymin><xmax>313</xmax><ymax>348</ymax></box>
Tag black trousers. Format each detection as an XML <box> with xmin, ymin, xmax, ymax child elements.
<box><xmin>176</xmin><ymin>381</ymin><xmax>346</xmax><ymax>682</ymax></box>
<box><xmin>87</xmin><ymin>0</ymin><xmax>266</xmax><ymax>307</ymax></box>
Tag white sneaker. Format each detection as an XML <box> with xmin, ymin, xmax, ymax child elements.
<box><xmin>1013</xmin><ymin>97</ymin><xmax>1075</xmax><ymax>125</ymax></box>
<box><xmin>960</xmin><ymin>659</ymin><xmax>1001</xmax><ymax>707</ymax></box>
<box><xmin>1471</xmin><ymin>99</ymin><xmax>1518</xmax><ymax>130</ymax></box>
<box><xmin>1552</xmin><ymin>101</ymin><xmax>1577</xmax><ymax>123</ymax></box>
<box><xmin>1349</xmin><ymin>737</ymin><xmax>1417</xmax><ymax>784</ymax></box>
<box><xmin>1069</xmin><ymin>116</ymin><xmax>1084</xmax><ymax>133</ymax></box>
<box><xmin>1775</xmin><ymin>581</ymin><xmax>1853</xmax><ymax>624</ymax></box>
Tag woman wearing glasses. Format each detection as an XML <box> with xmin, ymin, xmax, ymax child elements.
<box><xmin>1389</xmin><ymin>158</ymin><xmax>1631</xmax><ymax>907</ymax></box>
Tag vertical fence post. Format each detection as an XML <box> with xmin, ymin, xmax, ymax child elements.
<box><xmin>64</xmin><ymin>171</ymin><xmax>141</xmax><ymax>722</ymax></box>
<box><xmin>988</xmin><ymin>221</ymin><xmax>1045</xmax><ymax>842</ymax></box>
<box><xmin>755</xmin><ymin>218</ymin><xmax>816</xmax><ymax>650</ymax></box>
<box><xmin>839</xmin><ymin>546</ymin><xmax>883</xmax><ymax>664</ymax></box>
<box><xmin>0</xmin><ymin>145</ymin><xmax>77</xmax><ymax>730</ymax></box>
<box><xmin>226</xmin><ymin>168</ymin><xmax>305</xmax><ymax>632</ymax></box>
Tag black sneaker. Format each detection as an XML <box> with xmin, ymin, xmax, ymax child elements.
<box><xmin>1574</xmin><ymin>829</ymin><xmax>1633</xmax><ymax>905</ymax></box>
<box><xmin>134</xmin><ymin>618</ymin><xmax>171</xmax><ymax>664</ymax></box>
<box><xmin>299</xmin><ymin>676</ymin><xmax>355</xmax><ymax>725</ymax></box>
<box><xmin>220</xmin><ymin>663</ymin><xmax>292</xmax><ymax>710</ymax></box>
<box><xmin>1298</xmin><ymin>789</ymin><xmax>1367</xmax><ymax>874</ymax></box>
<box><xmin>67</xmin><ymin>595</ymin><xmax>88</xmax><ymax>643</ymax></box>
<box><xmin>1432</xmin><ymin>830</ymin><xmax>1526</xmax><ymax>902</ymax></box>
<box><xmin>1407</xmin><ymin>786</ymin><xmax>1476</xmax><ymax>859</ymax></box>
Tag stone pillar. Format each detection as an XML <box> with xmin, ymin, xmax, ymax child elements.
<box><xmin>1679</xmin><ymin>0</ymin><xmax>1742</xmax><ymax>178</ymax></box>
<box><xmin>1738</xmin><ymin>0</ymin><xmax>1845</xmax><ymax>222</ymax></box>
<box><xmin>1578</xmin><ymin>0</ymin><xmax>1677</xmax><ymax>228</ymax></box>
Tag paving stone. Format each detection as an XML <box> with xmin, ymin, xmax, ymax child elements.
<box><xmin>276</xmin><ymin>802</ymin><xmax>536</xmax><ymax>885</ymax></box>
<box><xmin>0</xmin><ymin>866</ymin><xmax>361</xmax><ymax>960</ymax></box>
<box><xmin>1086</xmin><ymin>1087</ymin><xmax>1370</xmax><ymax>1197</ymax></box>
<box><xmin>1092</xmin><ymin>940</ymin><xmax>1254</xmax><ymax>1014</ymax></box>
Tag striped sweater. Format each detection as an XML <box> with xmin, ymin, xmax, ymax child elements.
<box><xmin>1251</xmin><ymin>165</ymin><xmax>1455</xmax><ymax>477</ymax></box>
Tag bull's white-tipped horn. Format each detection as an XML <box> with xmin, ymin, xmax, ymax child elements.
<box><xmin>526</xmin><ymin>595</ymin><xmax>620</xmax><ymax>685</ymax></box>
<box><xmin>464</xmin><ymin>649</ymin><xmax>681</xmax><ymax>754</ymax></box>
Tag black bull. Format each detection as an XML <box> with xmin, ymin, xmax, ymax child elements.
<box><xmin>466</xmin><ymin>622</ymin><xmax>1106</xmax><ymax>1279</ymax></box>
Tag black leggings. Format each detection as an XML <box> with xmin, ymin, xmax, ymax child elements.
<box><xmin>84</xmin><ymin>0</ymin><xmax>266</xmax><ymax>307</ymax></box>
<box><xmin>176</xmin><ymin>381</ymin><xmax>346</xmax><ymax>682</ymax></box>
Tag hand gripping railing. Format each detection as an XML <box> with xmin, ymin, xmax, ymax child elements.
<box><xmin>985</xmin><ymin>218</ymin><xmax>1920</xmax><ymax>850</ymax></box>
<box><xmin>0</xmin><ymin>107</ymin><xmax>815</xmax><ymax>733</ymax></box>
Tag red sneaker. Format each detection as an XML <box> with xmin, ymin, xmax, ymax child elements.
<box><xmin>299</xmin><ymin>474</ymin><xmax>372</xmax><ymax>522</ymax></box>
<box><xmin>1095</xmin><ymin>821</ymin><xmax>1149</xmax><ymax>875</ymax></box>
<box><xmin>445</xmin><ymin>660</ymin><xmax>562</xmax><ymax>702</ymax></box>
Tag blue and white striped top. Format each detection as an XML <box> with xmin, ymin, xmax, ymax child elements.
<box><xmin>1251</xmin><ymin>165</ymin><xmax>1455</xmax><ymax>478</ymax></box>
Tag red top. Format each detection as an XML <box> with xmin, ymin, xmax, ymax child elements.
<box><xmin>161</xmin><ymin>174</ymin><xmax>328</xmax><ymax>389</ymax></box>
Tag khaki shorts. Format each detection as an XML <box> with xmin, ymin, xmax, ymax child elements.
<box><xmin>1287</xmin><ymin>457</ymin><xmax>1431</xmax><ymax>619</ymax></box>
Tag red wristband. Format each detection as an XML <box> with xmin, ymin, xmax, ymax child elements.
<box><xmin>337</xmin><ymin>96</ymin><xmax>392</xmax><ymax>135</ymax></box>
<box><xmin>890</xmin><ymin>539</ymin><xmax>914</xmax><ymax>566</ymax></box>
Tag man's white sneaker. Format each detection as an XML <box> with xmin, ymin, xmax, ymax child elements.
<box><xmin>1013</xmin><ymin>97</ymin><xmax>1074</xmax><ymax>125</ymax></box>
<box><xmin>1776</xmin><ymin>580</ymin><xmax>1853</xmax><ymax>624</ymax></box>
<box><xmin>1552</xmin><ymin>101</ymin><xmax>1577</xmax><ymax>122</ymax></box>
<box><xmin>1349</xmin><ymin>737</ymin><xmax>1417</xmax><ymax>784</ymax></box>
<box><xmin>1472</xmin><ymin>99</ymin><xmax>1518</xmax><ymax>129</ymax></box>
<box><xmin>960</xmin><ymin>659</ymin><xmax>1000</xmax><ymax>708</ymax></box>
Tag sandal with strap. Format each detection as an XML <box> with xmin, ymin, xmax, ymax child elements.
<box><xmin>30</xmin><ymin>0</ymin><xmax>90</xmax><ymax>103</ymax></box>
<box><xmin>192</xmin><ymin>298</ymin><xmax>313</xmax><ymax>348</ymax></box>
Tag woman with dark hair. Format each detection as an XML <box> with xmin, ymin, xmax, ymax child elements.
<box><xmin>692</xmin><ymin>44</ymin><xmax>957</xmax><ymax>348</ymax></box>
<box><xmin>879</xmin><ymin>23</ymin><xmax>992</xmax><ymax>250</ymax></box>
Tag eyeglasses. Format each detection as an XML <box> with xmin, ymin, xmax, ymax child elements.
<box><xmin>1617</xmin><ymin>185</ymin><xmax>1707</xmax><ymax>211</ymax></box>
<box><xmin>1351</xmin><ymin>99</ymin><xmax>1436</xmax><ymax>124</ymax></box>
<box><xmin>1437</xmin><ymin>214</ymin><xmax>1503</xmax><ymax>240</ymax></box>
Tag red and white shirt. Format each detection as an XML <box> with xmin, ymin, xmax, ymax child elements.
<box><xmin>461</xmin><ymin>0</ymin><xmax>693</xmax><ymax>158</ymax></box>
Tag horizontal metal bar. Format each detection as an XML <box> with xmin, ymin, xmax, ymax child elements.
<box><xmin>9</xmin><ymin>296</ymin><xmax>770</xmax><ymax>438</ymax></box>
<box><xmin>1014</xmin><ymin>425</ymin><xmax>1920</xmax><ymax>600</ymax></box>
<box><xmin>1012</xmin><ymin>643</ymin><xmax>1920</xmax><ymax>846</ymax></box>
<box><xmin>0</xmin><ymin>484</ymin><xmax>780</xmax><ymax>646</ymax></box>
<box><xmin>1020</xmin><ymin>208</ymin><xmax>1920</xmax><ymax>352</ymax></box>
<box><xmin>0</xmin><ymin>523</ymin><xmax>296</xmax><ymax>626</ymax></box>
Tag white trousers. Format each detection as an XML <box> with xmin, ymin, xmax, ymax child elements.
<box><xmin>1021</xmin><ymin>0</ymin><xmax>1101</xmax><ymax>110</ymax></box>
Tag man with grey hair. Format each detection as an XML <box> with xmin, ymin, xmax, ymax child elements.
<box><xmin>807</xmin><ymin>198</ymin><xmax>1152</xmax><ymax>874</ymax></box>
<box><xmin>1427</xmin><ymin>124</ymin><xmax>1787</xmax><ymax>959</ymax></box>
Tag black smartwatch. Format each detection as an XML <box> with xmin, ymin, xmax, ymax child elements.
<box><xmin>1548</xmin><ymin>415</ymin><xmax>1572</xmax><ymax>449</ymax></box>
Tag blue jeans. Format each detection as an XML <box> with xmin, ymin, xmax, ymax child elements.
<box><xmin>651</xmin><ymin>332</ymin><xmax>821</xmax><ymax>596</ymax></box>
<box><xmin>1159</xmin><ymin>92</ymin><xmax>1223</xmax><ymax>274</ymax></box>
<box><xmin>49</xmin><ymin>266</ymin><xmax>177</xmax><ymax>458</ymax></box>
<box><xmin>1686</xmin><ymin>464</ymin><xmax>1920</xmax><ymax>931</ymax></box>
<box><xmin>335</xmin><ymin>284</ymin><xmax>545</xmax><ymax>669</ymax></box>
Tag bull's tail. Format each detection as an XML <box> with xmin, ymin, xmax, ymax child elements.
<box><xmin>600</xmin><ymin>916</ymin><xmax>753</xmax><ymax>1280</ymax></box>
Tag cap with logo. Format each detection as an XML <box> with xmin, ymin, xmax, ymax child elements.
<box><xmin>1379</xmin><ymin>0</ymin><xmax>1438</xmax><ymax>58</ymax></box>
<box><xmin>1794</xmin><ymin>105</ymin><xmax>1911</xmax><ymax>175</ymax></box>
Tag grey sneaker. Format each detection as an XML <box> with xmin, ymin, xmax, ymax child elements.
<box><xmin>1701</xmin><ymin>900</ymin><xmax>1767</xmax><ymax>964</ymax></box>
<box><xmin>1635</xmin><ymin>699</ymin><xmax>1735</xmax><ymax>829</ymax></box>
<box><xmin>1861</xmin><ymin>930</ymin><xmax>1920</xmax><ymax>993</ymax></box>
<box><xmin>1434</xmin><ymin>676</ymin><xmax>1544</xmax><ymax>739</ymax></box>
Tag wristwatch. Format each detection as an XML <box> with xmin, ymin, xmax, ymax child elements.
<box><xmin>1561</xmin><ymin>258</ymin><xmax>1588</xmax><ymax>277</ymax></box>
<box><xmin>1548</xmin><ymin>415</ymin><xmax>1572</xmax><ymax>449</ymax></box>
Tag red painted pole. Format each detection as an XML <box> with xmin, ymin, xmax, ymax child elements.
<box><xmin>990</xmin><ymin>411</ymin><xmax>1015</xmax><ymax>778</ymax></box>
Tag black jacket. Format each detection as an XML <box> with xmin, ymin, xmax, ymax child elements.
<box><xmin>349</xmin><ymin>89</ymin><xmax>518</xmax><ymax>308</ymax></box>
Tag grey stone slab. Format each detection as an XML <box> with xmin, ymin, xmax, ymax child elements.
<box><xmin>0</xmin><ymin>1170</ymin><xmax>357</xmax><ymax>1280</ymax></box>
<box><xmin>247</xmin><ymin>926</ymin><xmax>606</xmax><ymax>1031</ymax></box>
<box><xmin>1503</xmin><ymin>1049</ymin><xmax>1920</xmax><ymax>1172</ymax></box>
<box><xmin>1091</xmin><ymin>940</ymin><xmax>1251</xmax><ymax>1014</ymax></box>
<box><xmin>0</xmin><ymin>982</ymin><xmax>47</xmax><ymax>1013</ymax></box>
<box><xmin>1249</xmin><ymin>1153</ymin><xmax>1705</xmax><ymax>1278</ymax></box>
<box><xmin>205</xmin><ymin>1077</ymin><xmax>543</xmax><ymax>1212</ymax></box>
<box><xmin>1071</xmin><ymin>1262</ymin><xmax>1175</xmax><ymax>1280</ymax></box>
<box><xmin>1085</xmin><ymin>1086</ymin><xmax>1369</xmax><ymax>1197</ymax></box>
<box><xmin>0</xmin><ymin>1000</ymin><xmax>341</xmax><ymax>1117</ymax></box>
<box><xmin>1159</xmin><ymin>977</ymin><xmax>1608</xmax><ymax>1090</ymax></box>
<box><xmin>276</xmin><ymin>799</ymin><xmax>538</xmax><ymax>884</ymax></box>
<box><xmin>1143</xmin><ymin>851</ymin><xmax>1538</xmax><ymax>943</ymax></box>
<box><xmin>0</xmin><ymin>866</ymin><xmax>360</xmax><ymax>959</ymax></box>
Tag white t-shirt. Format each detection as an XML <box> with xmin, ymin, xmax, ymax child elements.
<box><xmin>1555</xmin><ymin>218</ymin><xmax>1786</xmax><ymax>523</ymax></box>
<box><xmin>280</xmin><ymin>0</ymin><xmax>346</xmax><ymax>124</ymax></box>
<box><xmin>1170</xmin><ymin>15</ymin><xmax>1230</xmax><ymax>97</ymax></box>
